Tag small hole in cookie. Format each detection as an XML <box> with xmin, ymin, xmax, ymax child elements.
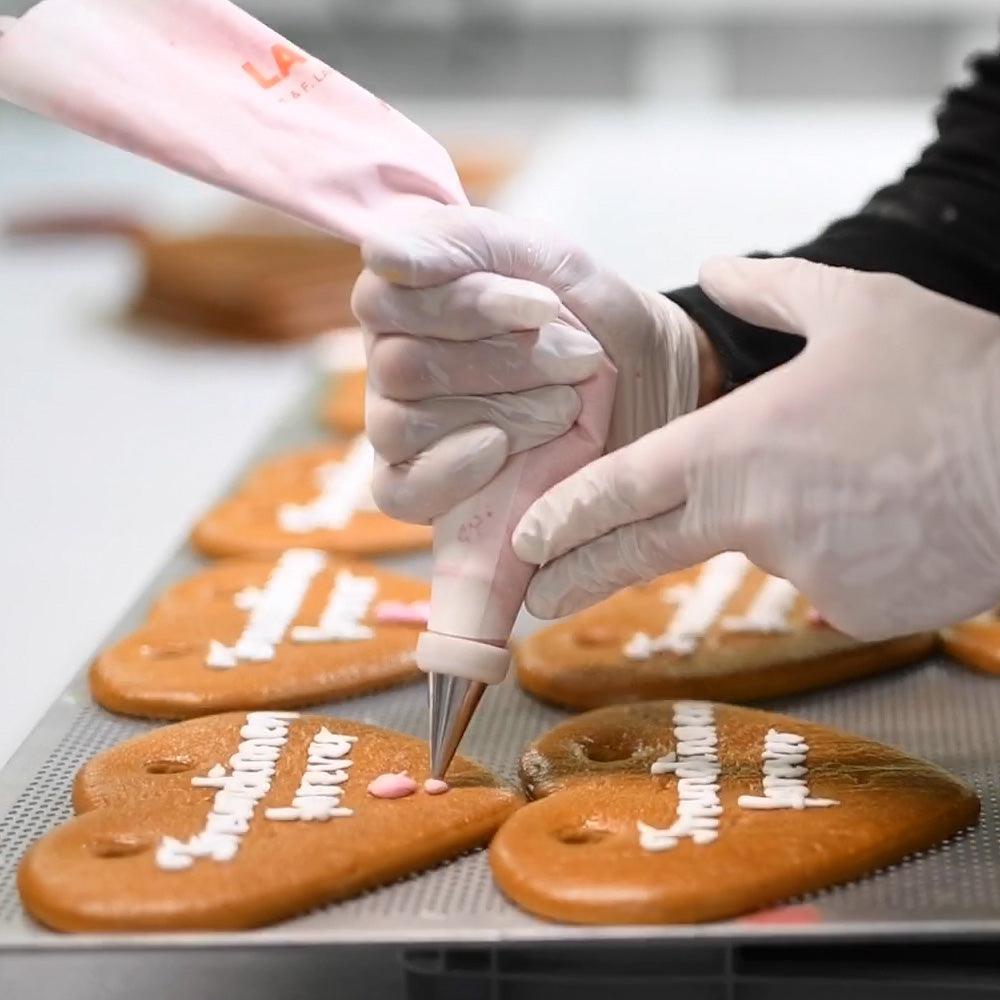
<box><xmin>554</xmin><ymin>825</ymin><xmax>611</xmax><ymax>846</ymax></box>
<box><xmin>90</xmin><ymin>834</ymin><xmax>152</xmax><ymax>859</ymax></box>
<box><xmin>139</xmin><ymin>642</ymin><xmax>198</xmax><ymax>660</ymax></box>
<box><xmin>144</xmin><ymin>756</ymin><xmax>195</xmax><ymax>774</ymax></box>
<box><xmin>572</xmin><ymin>625</ymin><xmax>622</xmax><ymax>647</ymax></box>
<box><xmin>580</xmin><ymin>736</ymin><xmax>638</xmax><ymax>763</ymax></box>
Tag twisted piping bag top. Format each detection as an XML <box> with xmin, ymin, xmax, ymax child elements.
<box><xmin>0</xmin><ymin>0</ymin><xmax>616</xmax><ymax>699</ymax></box>
<box><xmin>0</xmin><ymin>0</ymin><xmax>466</xmax><ymax>242</ymax></box>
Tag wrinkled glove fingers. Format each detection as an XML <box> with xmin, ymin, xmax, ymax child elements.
<box><xmin>367</xmin><ymin>322</ymin><xmax>603</xmax><ymax>401</ymax></box>
<box><xmin>367</xmin><ymin>385</ymin><xmax>581</xmax><ymax>466</ymax></box>
<box><xmin>371</xmin><ymin>424</ymin><xmax>508</xmax><ymax>524</ymax></box>
<box><xmin>524</xmin><ymin>507</ymin><xmax>717</xmax><ymax>619</ymax></box>
<box><xmin>352</xmin><ymin>269</ymin><xmax>559</xmax><ymax>341</ymax></box>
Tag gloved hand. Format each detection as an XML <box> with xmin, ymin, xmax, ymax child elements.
<box><xmin>352</xmin><ymin>205</ymin><xmax>709</xmax><ymax>523</ymax></box>
<box><xmin>514</xmin><ymin>256</ymin><xmax>1000</xmax><ymax>640</ymax></box>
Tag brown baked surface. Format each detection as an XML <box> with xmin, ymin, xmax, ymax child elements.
<box><xmin>91</xmin><ymin>556</ymin><xmax>428</xmax><ymax>719</ymax></box>
<box><xmin>940</xmin><ymin>612</ymin><xmax>1000</xmax><ymax>676</ymax></box>
<box><xmin>320</xmin><ymin>371</ymin><xmax>366</xmax><ymax>437</ymax></box>
<box><xmin>490</xmin><ymin>701</ymin><xmax>979</xmax><ymax>924</ymax></box>
<box><xmin>515</xmin><ymin>567</ymin><xmax>934</xmax><ymax>709</ymax></box>
<box><xmin>191</xmin><ymin>443</ymin><xmax>430</xmax><ymax>558</ymax></box>
<box><xmin>19</xmin><ymin>713</ymin><xmax>521</xmax><ymax>932</ymax></box>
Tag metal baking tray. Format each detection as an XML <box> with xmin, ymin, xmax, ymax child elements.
<box><xmin>2</xmin><ymin>382</ymin><xmax>1000</xmax><ymax>999</ymax></box>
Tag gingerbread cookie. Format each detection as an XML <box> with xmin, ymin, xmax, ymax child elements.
<box><xmin>92</xmin><ymin>550</ymin><xmax>431</xmax><ymax>719</ymax></box>
<box><xmin>191</xmin><ymin>436</ymin><xmax>431</xmax><ymax>558</ymax></box>
<box><xmin>516</xmin><ymin>553</ymin><xmax>934</xmax><ymax>709</ymax></box>
<box><xmin>940</xmin><ymin>608</ymin><xmax>1000</xmax><ymax>676</ymax></box>
<box><xmin>321</xmin><ymin>370</ymin><xmax>366</xmax><ymax>437</ymax></box>
<box><xmin>490</xmin><ymin>701</ymin><xmax>978</xmax><ymax>924</ymax></box>
<box><xmin>19</xmin><ymin>711</ymin><xmax>521</xmax><ymax>931</ymax></box>
<box><xmin>316</xmin><ymin>328</ymin><xmax>367</xmax><ymax>437</ymax></box>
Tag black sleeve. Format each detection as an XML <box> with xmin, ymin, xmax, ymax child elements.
<box><xmin>665</xmin><ymin>45</ymin><xmax>1000</xmax><ymax>391</ymax></box>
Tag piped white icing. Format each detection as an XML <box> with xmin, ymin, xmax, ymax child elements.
<box><xmin>722</xmin><ymin>575</ymin><xmax>799</xmax><ymax>635</ymax></box>
<box><xmin>638</xmin><ymin>701</ymin><xmax>722</xmax><ymax>851</ymax></box>
<box><xmin>625</xmin><ymin>553</ymin><xmax>750</xmax><ymax>660</ymax></box>
<box><xmin>290</xmin><ymin>570</ymin><xmax>377</xmax><ymax>643</ymax></box>
<box><xmin>278</xmin><ymin>436</ymin><xmax>376</xmax><ymax>533</ymax></box>
<box><xmin>206</xmin><ymin>549</ymin><xmax>325</xmax><ymax>669</ymax></box>
<box><xmin>155</xmin><ymin>711</ymin><xmax>298</xmax><ymax>871</ymax></box>
<box><xmin>738</xmin><ymin>729</ymin><xmax>839</xmax><ymax>811</ymax></box>
<box><xmin>265</xmin><ymin>726</ymin><xmax>356</xmax><ymax>821</ymax></box>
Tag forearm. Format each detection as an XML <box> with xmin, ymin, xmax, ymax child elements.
<box><xmin>670</xmin><ymin>46</ymin><xmax>1000</xmax><ymax>393</ymax></box>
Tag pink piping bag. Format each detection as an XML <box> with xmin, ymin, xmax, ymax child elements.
<box><xmin>0</xmin><ymin>0</ymin><xmax>616</xmax><ymax>775</ymax></box>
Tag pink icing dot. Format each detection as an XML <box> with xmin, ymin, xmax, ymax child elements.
<box><xmin>367</xmin><ymin>772</ymin><xmax>418</xmax><ymax>799</ymax></box>
<box><xmin>374</xmin><ymin>600</ymin><xmax>431</xmax><ymax>625</ymax></box>
<box><xmin>423</xmin><ymin>778</ymin><xmax>449</xmax><ymax>795</ymax></box>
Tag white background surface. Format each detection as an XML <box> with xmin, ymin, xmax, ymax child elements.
<box><xmin>0</xmin><ymin>100</ymin><xmax>934</xmax><ymax>767</ymax></box>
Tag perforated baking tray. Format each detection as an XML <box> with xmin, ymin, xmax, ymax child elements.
<box><xmin>1</xmin><ymin>384</ymin><xmax>999</xmax><ymax>991</ymax></box>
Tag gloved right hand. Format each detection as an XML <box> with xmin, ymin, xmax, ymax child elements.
<box><xmin>514</xmin><ymin>256</ymin><xmax>1000</xmax><ymax>640</ymax></box>
<box><xmin>352</xmin><ymin>205</ymin><xmax>711</xmax><ymax>523</ymax></box>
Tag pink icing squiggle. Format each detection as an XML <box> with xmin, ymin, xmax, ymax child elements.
<box><xmin>807</xmin><ymin>607</ymin><xmax>830</xmax><ymax>627</ymax></box>
<box><xmin>367</xmin><ymin>772</ymin><xmax>418</xmax><ymax>799</ymax></box>
<box><xmin>374</xmin><ymin>600</ymin><xmax>431</xmax><ymax>625</ymax></box>
<box><xmin>423</xmin><ymin>778</ymin><xmax>449</xmax><ymax>795</ymax></box>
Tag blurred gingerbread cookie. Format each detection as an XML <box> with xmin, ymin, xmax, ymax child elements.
<box><xmin>92</xmin><ymin>550</ymin><xmax>431</xmax><ymax>719</ymax></box>
<box><xmin>19</xmin><ymin>711</ymin><xmax>520</xmax><ymax>931</ymax></box>
<box><xmin>516</xmin><ymin>553</ymin><xmax>933</xmax><ymax>710</ymax></box>
<box><xmin>316</xmin><ymin>328</ymin><xmax>367</xmax><ymax>437</ymax></box>
<box><xmin>491</xmin><ymin>701</ymin><xmax>978</xmax><ymax>924</ymax></box>
<box><xmin>192</xmin><ymin>437</ymin><xmax>430</xmax><ymax>558</ymax></box>
<box><xmin>940</xmin><ymin>607</ymin><xmax>1000</xmax><ymax>675</ymax></box>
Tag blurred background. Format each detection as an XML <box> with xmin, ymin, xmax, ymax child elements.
<box><xmin>0</xmin><ymin>0</ymin><xmax>998</xmax><ymax>762</ymax></box>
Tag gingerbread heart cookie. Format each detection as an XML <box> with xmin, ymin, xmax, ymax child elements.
<box><xmin>940</xmin><ymin>609</ymin><xmax>1000</xmax><ymax>676</ymax></box>
<box><xmin>191</xmin><ymin>436</ymin><xmax>431</xmax><ymax>558</ymax></box>
<box><xmin>317</xmin><ymin>327</ymin><xmax>367</xmax><ymax>437</ymax></box>
<box><xmin>516</xmin><ymin>552</ymin><xmax>934</xmax><ymax>709</ymax></box>
<box><xmin>321</xmin><ymin>369</ymin><xmax>366</xmax><ymax>437</ymax></box>
<box><xmin>491</xmin><ymin>701</ymin><xmax>978</xmax><ymax>924</ymax></box>
<box><xmin>92</xmin><ymin>550</ymin><xmax>431</xmax><ymax>719</ymax></box>
<box><xmin>19</xmin><ymin>711</ymin><xmax>521</xmax><ymax>931</ymax></box>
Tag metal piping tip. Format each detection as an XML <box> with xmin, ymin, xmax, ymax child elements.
<box><xmin>427</xmin><ymin>672</ymin><xmax>487</xmax><ymax>780</ymax></box>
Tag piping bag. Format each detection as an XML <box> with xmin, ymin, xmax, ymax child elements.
<box><xmin>0</xmin><ymin>0</ymin><xmax>616</xmax><ymax>778</ymax></box>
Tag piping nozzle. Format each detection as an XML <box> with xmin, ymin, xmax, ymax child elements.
<box><xmin>417</xmin><ymin>632</ymin><xmax>511</xmax><ymax>780</ymax></box>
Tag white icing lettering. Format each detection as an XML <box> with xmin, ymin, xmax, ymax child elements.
<box><xmin>264</xmin><ymin>726</ymin><xmax>356</xmax><ymax>822</ymax></box>
<box><xmin>737</xmin><ymin>728</ymin><xmax>839</xmax><ymax>811</ymax></box>
<box><xmin>278</xmin><ymin>436</ymin><xmax>376</xmax><ymax>533</ymax></box>
<box><xmin>206</xmin><ymin>553</ymin><xmax>382</xmax><ymax>669</ymax></box>
<box><xmin>722</xmin><ymin>575</ymin><xmax>799</xmax><ymax>635</ymax></box>
<box><xmin>290</xmin><ymin>570</ymin><xmax>377</xmax><ymax>643</ymax></box>
<box><xmin>206</xmin><ymin>550</ymin><xmax>325</xmax><ymax>669</ymax></box>
<box><xmin>638</xmin><ymin>701</ymin><xmax>722</xmax><ymax>851</ymax></box>
<box><xmin>155</xmin><ymin>711</ymin><xmax>298</xmax><ymax>871</ymax></box>
<box><xmin>624</xmin><ymin>553</ymin><xmax>750</xmax><ymax>659</ymax></box>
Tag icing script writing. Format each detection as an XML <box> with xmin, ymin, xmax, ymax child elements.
<box><xmin>638</xmin><ymin>701</ymin><xmax>721</xmax><ymax>851</ymax></box>
<box><xmin>265</xmin><ymin>726</ymin><xmax>356</xmax><ymax>821</ymax></box>
<box><xmin>624</xmin><ymin>553</ymin><xmax>800</xmax><ymax>660</ymax></box>
<box><xmin>737</xmin><ymin>729</ymin><xmax>839</xmax><ymax>811</ymax></box>
<box><xmin>278</xmin><ymin>435</ymin><xmax>376</xmax><ymax>533</ymax></box>
<box><xmin>155</xmin><ymin>711</ymin><xmax>298</xmax><ymax>871</ymax></box>
<box><xmin>206</xmin><ymin>551</ymin><xmax>377</xmax><ymax>668</ymax></box>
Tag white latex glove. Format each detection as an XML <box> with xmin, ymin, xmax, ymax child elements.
<box><xmin>352</xmin><ymin>205</ymin><xmax>704</xmax><ymax>523</ymax></box>
<box><xmin>514</xmin><ymin>257</ymin><xmax>1000</xmax><ymax>641</ymax></box>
